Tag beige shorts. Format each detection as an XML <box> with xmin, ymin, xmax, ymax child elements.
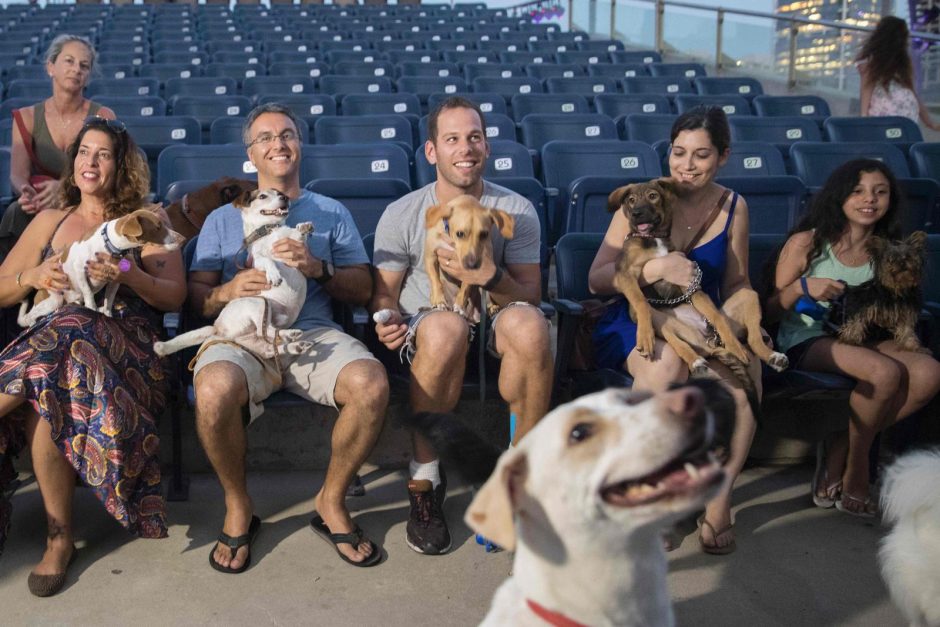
<box><xmin>192</xmin><ymin>326</ymin><xmax>379</xmax><ymax>422</ymax></box>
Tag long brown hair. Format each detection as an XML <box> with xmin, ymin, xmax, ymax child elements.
<box><xmin>58</xmin><ymin>118</ymin><xmax>150</xmax><ymax>220</ymax></box>
<box><xmin>856</xmin><ymin>16</ymin><xmax>914</xmax><ymax>91</ymax></box>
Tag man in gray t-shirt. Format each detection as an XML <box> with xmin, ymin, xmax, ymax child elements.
<box><xmin>372</xmin><ymin>97</ymin><xmax>553</xmax><ymax>556</ymax></box>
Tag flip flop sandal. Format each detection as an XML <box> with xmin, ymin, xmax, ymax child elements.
<box><xmin>812</xmin><ymin>442</ymin><xmax>842</xmax><ymax>509</ymax></box>
<box><xmin>209</xmin><ymin>515</ymin><xmax>261</xmax><ymax>574</ymax></box>
<box><xmin>310</xmin><ymin>514</ymin><xmax>383</xmax><ymax>568</ymax></box>
<box><xmin>698</xmin><ymin>516</ymin><xmax>737</xmax><ymax>555</ymax></box>
<box><xmin>835</xmin><ymin>492</ymin><xmax>878</xmax><ymax>519</ymax></box>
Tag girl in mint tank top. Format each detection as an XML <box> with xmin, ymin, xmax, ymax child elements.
<box><xmin>765</xmin><ymin>159</ymin><xmax>940</xmax><ymax>519</ymax></box>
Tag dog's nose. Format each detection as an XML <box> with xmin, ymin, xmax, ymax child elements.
<box><xmin>463</xmin><ymin>255</ymin><xmax>481</xmax><ymax>270</ymax></box>
<box><xmin>661</xmin><ymin>386</ymin><xmax>705</xmax><ymax>423</ymax></box>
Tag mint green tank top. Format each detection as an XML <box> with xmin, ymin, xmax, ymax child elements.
<box><xmin>776</xmin><ymin>242</ymin><xmax>875</xmax><ymax>352</ymax></box>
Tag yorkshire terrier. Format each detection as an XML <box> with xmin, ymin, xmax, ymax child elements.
<box><xmin>826</xmin><ymin>231</ymin><xmax>930</xmax><ymax>353</ymax></box>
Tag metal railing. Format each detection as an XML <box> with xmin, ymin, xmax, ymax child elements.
<box><xmin>566</xmin><ymin>0</ymin><xmax>940</xmax><ymax>100</ymax></box>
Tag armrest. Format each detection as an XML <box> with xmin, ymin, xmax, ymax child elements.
<box><xmin>552</xmin><ymin>298</ymin><xmax>586</xmax><ymax>387</ymax></box>
<box><xmin>162</xmin><ymin>312</ymin><xmax>180</xmax><ymax>339</ymax></box>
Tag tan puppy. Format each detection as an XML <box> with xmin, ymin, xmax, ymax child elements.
<box><xmin>424</xmin><ymin>194</ymin><xmax>514</xmax><ymax>317</ymax></box>
<box><xmin>608</xmin><ymin>179</ymin><xmax>788</xmax><ymax>381</ymax></box>
<box><xmin>18</xmin><ymin>208</ymin><xmax>183</xmax><ymax>327</ymax></box>
<box><xmin>164</xmin><ymin>176</ymin><xmax>258</xmax><ymax>243</ymax></box>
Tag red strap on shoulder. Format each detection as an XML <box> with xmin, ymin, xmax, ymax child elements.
<box><xmin>12</xmin><ymin>108</ymin><xmax>57</xmax><ymax>179</ymax></box>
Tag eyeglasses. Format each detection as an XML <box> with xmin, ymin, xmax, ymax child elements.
<box><xmin>83</xmin><ymin>116</ymin><xmax>126</xmax><ymax>133</ymax></box>
<box><xmin>247</xmin><ymin>129</ymin><xmax>299</xmax><ymax>148</ymax></box>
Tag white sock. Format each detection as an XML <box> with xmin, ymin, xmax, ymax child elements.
<box><xmin>410</xmin><ymin>459</ymin><xmax>441</xmax><ymax>489</ymax></box>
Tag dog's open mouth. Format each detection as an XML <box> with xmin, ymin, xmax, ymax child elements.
<box><xmin>601</xmin><ymin>446</ymin><xmax>723</xmax><ymax>508</ymax></box>
<box><xmin>261</xmin><ymin>206</ymin><xmax>289</xmax><ymax>216</ymax></box>
<box><xmin>634</xmin><ymin>223</ymin><xmax>655</xmax><ymax>236</ymax></box>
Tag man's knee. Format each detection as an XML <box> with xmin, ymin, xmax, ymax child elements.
<box><xmin>495</xmin><ymin>305</ymin><xmax>550</xmax><ymax>358</ymax></box>
<box><xmin>336</xmin><ymin>359</ymin><xmax>389</xmax><ymax>415</ymax></box>
<box><xmin>194</xmin><ymin>361</ymin><xmax>249</xmax><ymax>425</ymax></box>
<box><xmin>415</xmin><ymin>311</ymin><xmax>470</xmax><ymax>361</ymax></box>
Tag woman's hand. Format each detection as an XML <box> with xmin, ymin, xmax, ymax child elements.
<box><xmin>18</xmin><ymin>184</ymin><xmax>40</xmax><ymax>215</ymax></box>
<box><xmin>31</xmin><ymin>179</ymin><xmax>61</xmax><ymax>212</ymax></box>
<box><xmin>86</xmin><ymin>252</ymin><xmax>131</xmax><ymax>285</ymax></box>
<box><xmin>652</xmin><ymin>252</ymin><xmax>698</xmax><ymax>287</ymax></box>
<box><xmin>23</xmin><ymin>256</ymin><xmax>70</xmax><ymax>292</ymax></box>
<box><xmin>804</xmin><ymin>277</ymin><xmax>845</xmax><ymax>302</ymax></box>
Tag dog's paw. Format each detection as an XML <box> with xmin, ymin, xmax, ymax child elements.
<box><xmin>280</xmin><ymin>329</ymin><xmax>303</xmax><ymax>342</ymax></box>
<box><xmin>767</xmin><ymin>351</ymin><xmax>789</xmax><ymax>372</ymax></box>
<box><xmin>296</xmin><ymin>222</ymin><xmax>314</xmax><ymax>237</ymax></box>
<box><xmin>452</xmin><ymin>303</ymin><xmax>468</xmax><ymax>317</ymax></box>
<box><xmin>690</xmin><ymin>358</ymin><xmax>718</xmax><ymax>379</ymax></box>
<box><xmin>283</xmin><ymin>340</ymin><xmax>314</xmax><ymax>355</ymax></box>
<box><xmin>431</xmin><ymin>302</ymin><xmax>448</xmax><ymax>311</ymax></box>
<box><xmin>725</xmin><ymin>338</ymin><xmax>751</xmax><ymax>364</ymax></box>
<box><xmin>636</xmin><ymin>326</ymin><xmax>656</xmax><ymax>358</ymax></box>
<box><xmin>267</xmin><ymin>274</ymin><xmax>283</xmax><ymax>287</ymax></box>
<box><xmin>153</xmin><ymin>342</ymin><xmax>168</xmax><ymax>357</ymax></box>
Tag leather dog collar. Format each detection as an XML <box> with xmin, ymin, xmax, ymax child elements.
<box><xmin>101</xmin><ymin>224</ymin><xmax>131</xmax><ymax>258</ymax></box>
<box><xmin>243</xmin><ymin>224</ymin><xmax>278</xmax><ymax>248</ymax></box>
<box><xmin>526</xmin><ymin>599</ymin><xmax>589</xmax><ymax>627</ymax></box>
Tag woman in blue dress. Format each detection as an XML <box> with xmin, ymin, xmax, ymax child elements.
<box><xmin>589</xmin><ymin>107</ymin><xmax>759</xmax><ymax>554</ymax></box>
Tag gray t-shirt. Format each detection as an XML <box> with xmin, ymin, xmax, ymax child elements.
<box><xmin>374</xmin><ymin>180</ymin><xmax>540</xmax><ymax>317</ymax></box>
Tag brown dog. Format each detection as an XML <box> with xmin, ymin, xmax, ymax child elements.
<box><xmin>424</xmin><ymin>194</ymin><xmax>514</xmax><ymax>318</ymax></box>
<box><xmin>164</xmin><ymin>176</ymin><xmax>258</xmax><ymax>242</ymax></box>
<box><xmin>608</xmin><ymin>179</ymin><xmax>789</xmax><ymax>381</ymax></box>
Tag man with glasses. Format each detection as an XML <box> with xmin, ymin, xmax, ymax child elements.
<box><xmin>188</xmin><ymin>103</ymin><xmax>388</xmax><ymax>572</ymax></box>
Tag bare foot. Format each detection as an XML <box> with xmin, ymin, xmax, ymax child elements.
<box><xmin>32</xmin><ymin>534</ymin><xmax>74</xmax><ymax>577</ymax></box>
<box><xmin>313</xmin><ymin>492</ymin><xmax>373</xmax><ymax>564</ymax></box>
<box><xmin>212</xmin><ymin>499</ymin><xmax>254</xmax><ymax>571</ymax></box>
<box><xmin>700</xmin><ymin>504</ymin><xmax>735</xmax><ymax>551</ymax></box>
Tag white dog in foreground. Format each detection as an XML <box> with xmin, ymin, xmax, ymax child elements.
<box><xmin>18</xmin><ymin>208</ymin><xmax>183</xmax><ymax>327</ymax></box>
<box><xmin>404</xmin><ymin>381</ymin><xmax>735</xmax><ymax>627</ymax></box>
<box><xmin>879</xmin><ymin>449</ymin><xmax>940</xmax><ymax>627</ymax></box>
<box><xmin>154</xmin><ymin>188</ymin><xmax>313</xmax><ymax>359</ymax></box>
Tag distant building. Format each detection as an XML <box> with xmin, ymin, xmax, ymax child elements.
<box><xmin>775</xmin><ymin>0</ymin><xmax>892</xmax><ymax>81</ymax></box>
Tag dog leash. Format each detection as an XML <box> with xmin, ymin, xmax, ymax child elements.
<box><xmin>235</xmin><ymin>224</ymin><xmax>279</xmax><ymax>270</ymax></box>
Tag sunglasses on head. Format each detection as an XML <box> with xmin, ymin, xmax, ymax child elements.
<box><xmin>83</xmin><ymin>116</ymin><xmax>126</xmax><ymax>133</ymax></box>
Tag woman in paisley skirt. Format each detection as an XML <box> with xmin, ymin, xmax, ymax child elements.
<box><xmin>0</xmin><ymin>117</ymin><xmax>186</xmax><ymax>596</ymax></box>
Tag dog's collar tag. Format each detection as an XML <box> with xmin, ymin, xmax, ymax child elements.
<box><xmin>101</xmin><ymin>225</ymin><xmax>131</xmax><ymax>258</ymax></box>
<box><xmin>525</xmin><ymin>599</ymin><xmax>589</xmax><ymax>627</ymax></box>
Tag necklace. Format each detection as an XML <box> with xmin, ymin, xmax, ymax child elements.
<box><xmin>48</xmin><ymin>98</ymin><xmax>82</xmax><ymax>131</ymax></box>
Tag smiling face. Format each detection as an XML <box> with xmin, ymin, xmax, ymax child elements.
<box><xmin>47</xmin><ymin>40</ymin><xmax>93</xmax><ymax>93</ymax></box>
<box><xmin>246</xmin><ymin>112</ymin><xmax>301</xmax><ymax>188</ymax></box>
<box><xmin>426</xmin><ymin>106</ymin><xmax>490</xmax><ymax>198</ymax></box>
<box><xmin>73</xmin><ymin>129</ymin><xmax>116</xmax><ymax>199</ymax></box>
<box><xmin>668</xmin><ymin>128</ymin><xmax>728</xmax><ymax>194</ymax></box>
<box><xmin>842</xmin><ymin>169</ymin><xmax>891</xmax><ymax>228</ymax></box>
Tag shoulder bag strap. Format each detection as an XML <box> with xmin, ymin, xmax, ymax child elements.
<box><xmin>12</xmin><ymin>108</ymin><xmax>58</xmax><ymax>179</ymax></box>
<box><xmin>682</xmin><ymin>188</ymin><xmax>731</xmax><ymax>255</ymax></box>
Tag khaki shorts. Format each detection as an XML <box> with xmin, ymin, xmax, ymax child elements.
<box><xmin>193</xmin><ymin>326</ymin><xmax>379</xmax><ymax>422</ymax></box>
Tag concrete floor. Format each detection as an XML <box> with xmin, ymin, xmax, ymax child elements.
<box><xmin>0</xmin><ymin>463</ymin><xmax>904</xmax><ymax>626</ymax></box>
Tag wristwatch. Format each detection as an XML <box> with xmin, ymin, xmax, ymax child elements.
<box><xmin>316</xmin><ymin>260</ymin><xmax>335</xmax><ymax>284</ymax></box>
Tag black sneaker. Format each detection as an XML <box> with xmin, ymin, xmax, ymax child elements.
<box><xmin>406</xmin><ymin>470</ymin><xmax>450</xmax><ymax>555</ymax></box>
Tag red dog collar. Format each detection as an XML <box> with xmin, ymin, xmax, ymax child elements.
<box><xmin>526</xmin><ymin>599</ymin><xmax>590</xmax><ymax>627</ymax></box>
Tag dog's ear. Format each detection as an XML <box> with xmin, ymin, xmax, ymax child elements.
<box><xmin>907</xmin><ymin>230</ymin><xmax>927</xmax><ymax>252</ymax></box>
<box><xmin>490</xmin><ymin>209</ymin><xmax>515</xmax><ymax>239</ymax></box>
<box><xmin>866</xmin><ymin>235</ymin><xmax>887</xmax><ymax>257</ymax></box>
<box><xmin>655</xmin><ymin>177</ymin><xmax>680</xmax><ymax>202</ymax></box>
<box><xmin>122</xmin><ymin>213</ymin><xmax>144</xmax><ymax>238</ymax></box>
<box><xmin>219</xmin><ymin>181</ymin><xmax>246</xmax><ymax>205</ymax></box>
<box><xmin>607</xmin><ymin>185</ymin><xmax>633</xmax><ymax>214</ymax></box>
<box><xmin>464</xmin><ymin>447</ymin><xmax>528</xmax><ymax>551</ymax></box>
<box><xmin>231</xmin><ymin>189</ymin><xmax>255</xmax><ymax>209</ymax></box>
<box><xmin>425</xmin><ymin>203</ymin><xmax>452</xmax><ymax>229</ymax></box>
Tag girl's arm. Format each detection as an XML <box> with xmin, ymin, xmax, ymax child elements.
<box><xmin>858</xmin><ymin>63</ymin><xmax>873</xmax><ymax>116</ymax></box>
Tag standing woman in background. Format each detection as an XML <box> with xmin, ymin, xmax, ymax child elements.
<box><xmin>1</xmin><ymin>34</ymin><xmax>115</xmax><ymax>258</ymax></box>
<box><xmin>857</xmin><ymin>16</ymin><xmax>940</xmax><ymax>130</ymax></box>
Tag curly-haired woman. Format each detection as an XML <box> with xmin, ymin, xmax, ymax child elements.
<box><xmin>0</xmin><ymin>117</ymin><xmax>186</xmax><ymax>596</ymax></box>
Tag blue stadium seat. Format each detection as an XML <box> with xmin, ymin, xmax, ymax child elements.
<box><xmin>595</xmin><ymin>94</ymin><xmax>672</xmax><ymax>118</ymax></box>
<box><xmin>341</xmin><ymin>93</ymin><xmax>422</xmax><ymax>119</ymax></box>
<box><xmin>720</xmin><ymin>142</ymin><xmax>787</xmax><ymax>177</ymax></box>
<box><xmin>715</xmin><ymin>175</ymin><xmax>806</xmax><ymax>235</ymax></box>
<box><xmin>396</xmin><ymin>75</ymin><xmax>469</xmax><ymax>108</ymax></box>
<box><xmin>204</xmin><ymin>62</ymin><xmax>267</xmax><ymax>83</ymax></box>
<box><xmin>471</xmin><ymin>76</ymin><xmax>544</xmax><ymax>102</ymax></box>
<box><xmin>674</xmin><ymin>94</ymin><xmax>752</xmax><ymax>116</ymax></box>
<box><xmin>909</xmin><ymin>142</ymin><xmax>940</xmax><ymax>180</ymax></box>
<box><xmin>301</xmin><ymin>143</ymin><xmax>413</xmax><ymax>186</ymax></box>
<box><xmin>153</xmin><ymin>51</ymin><xmax>209</xmax><ymax>66</ymax></box>
<box><xmin>623</xmin><ymin>77</ymin><xmax>695</xmax><ymax>97</ymax></box>
<box><xmin>414</xmin><ymin>139</ymin><xmax>534</xmax><ymax>187</ymax></box>
<box><xmin>86</xmin><ymin>78</ymin><xmax>161</xmax><ymax>99</ymax></box>
<box><xmin>6</xmin><ymin>79</ymin><xmax>51</xmax><ymax>99</ymax></box>
<box><xmin>0</xmin><ymin>119</ymin><xmax>11</xmax><ymax>147</ymax></box>
<box><xmin>442</xmin><ymin>50</ymin><xmax>500</xmax><ymax>65</ymax></box>
<box><xmin>327</xmin><ymin>61</ymin><xmax>392</xmax><ymax>79</ymax></box>
<box><xmin>427</xmin><ymin>92</ymin><xmax>509</xmax><ymax>116</ymax></box>
<box><xmin>565</xmin><ymin>175</ymin><xmax>655</xmax><ymax>234</ymax></box>
<box><xmin>384</xmin><ymin>50</ymin><xmax>442</xmax><ymax>65</ymax></box>
<box><xmin>268</xmin><ymin>62</ymin><xmax>331</xmax><ymax>80</ymax></box>
<box><xmin>139</xmin><ymin>63</ymin><xmax>205</xmax><ymax>83</ymax></box>
<box><xmin>396</xmin><ymin>61</ymin><xmax>461</xmax><ymax>77</ymax></box>
<box><xmin>544</xmin><ymin>76</ymin><xmax>619</xmax><ymax>99</ymax></box>
<box><xmin>897</xmin><ymin>177</ymin><xmax>940</xmax><ymax>234</ymax></box>
<box><xmin>242</xmin><ymin>76</ymin><xmax>317</xmax><ymax>100</ymax></box>
<box><xmin>519</xmin><ymin>113</ymin><xmax>617</xmax><ymax>151</ymax></box>
<box><xmin>789</xmin><ymin>142</ymin><xmax>911</xmax><ymax>189</ymax></box>
<box><xmin>304</xmin><ymin>178</ymin><xmax>411</xmax><ymax>236</ymax></box>
<box><xmin>649</xmin><ymin>63</ymin><xmax>707</xmax><ymax>78</ymax></box>
<box><xmin>0</xmin><ymin>147</ymin><xmax>12</xmax><ymax>209</ymax></box>
<box><xmin>555</xmin><ymin>51</ymin><xmax>611</xmax><ymax>66</ymax></box>
<box><xmin>510</xmin><ymin>93</ymin><xmax>591</xmax><ymax>122</ymax></box>
<box><xmin>171</xmin><ymin>95</ymin><xmax>252</xmax><ymax>134</ymax></box>
<box><xmin>157</xmin><ymin>144</ymin><xmax>260</xmax><ymax>197</ymax></box>
<box><xmin>318</xmin><ymin>75</ymin><xmax>394</xmax><ymax>99</ymax></box>
<box><xmin>254</xmin><ymin>94</ymin><xmax>336</xmax><ymax>128</ymax></box>
<box><xmin>622</xmin><ymin>113</ymin><xmax>677</xmax><ymax>144</ymax></box>
<box><xmin>524</xmin><ymin>63</ymin><xmax>586</xmax><ymax>80</ymax></box>
<box><xmin>587</xmin><ymin>63</ymin><xmax>651</xmax><ymax>80</ymax></box>
<box><xmin>823</xmin><ymin>116</ymin><xmax>924</xmax><ymax>153</ymax></box>
<box><xmin>315</xmin><ymin>114</ymin><xmax>414</xmax><ymax>151</ymax></box>
<box><xmin>210</xmin><ymin>117</ymin><xmax>312</xmax><ymax>146</ymax></box>
<box><xmin>463</xmin><ymin>62</ymin><xmax>526</xmax><ymax>82</ymax></box>
<box><xmin>610</xmin><ymin>50</ymin><xmax>663</xmax><ymax>64</ymax></box>
<box><xmin>752</xmin><ymin>95</ymin><xmax>831</xmax><ymax>126</ymax></box>
<box><xmin>576</xmin><ymin>39</ymin><xmax>626</xmax><ymax>53</ymax></box>
<box><xmin>498</xmin><ymin>51</ymin><xmax>556</xmax><ymax>66</ymax></box>
<box><xmin>728</xmin><ymin>116</ymin><xmax>823</xmax><ymax>154</ymax></box>
<box><xmin>93</xmin><ymin>96</ymin><xmax>168</xmax><ymax>118</ymax></box>
<box><xmin>694</xmin><ymin>76</ymin><xmax>763</xmax><ymax>100</ymax></box>
<box><xmin>541</xmin><ymin>140</ymin><xmax>662</xmax><ymax>242</ymax></box>
<box><xmin>164</xmin><ymin>77</ymin><xmax>238</xmax><ymax>104</ymax></box>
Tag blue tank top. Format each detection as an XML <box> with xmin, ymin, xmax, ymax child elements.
<box><xmin>592</xmin><ymin>192</ymin><xmax>738</xmax><ymax>370</ymax></box>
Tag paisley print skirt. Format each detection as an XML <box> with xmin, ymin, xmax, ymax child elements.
<box><xmin>0</xmin><ymin>303</ymin><xmax>169</xmax><ymax>556</ymax></box>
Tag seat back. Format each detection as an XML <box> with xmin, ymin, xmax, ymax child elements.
<box><xmin>566</xmin><ymin>175</ymin><xmax>655</xmax><ymax>234</ymax></box>
<box><xmin>301</xmin><ymin>142</ymin><xmax>412</xmax><ymax>184</ymax></box>
<box><xmin>720</xmin><ymin>142</ymin><xmax>786</xmax><ymax>177</ymax></box>
<box><xmin>315</xmin><ymin>114</ymin><xmax>414</xmax><ymax>151</ymax></box>
<box><xmin>544</xmin><ymin>76</ymin><xmax>619</xmax><ymax>99</ymax></box>
<box><xmin>823</xmin><ymin>116</ymin><xmax>923</xmax><ymax>151</ymax></box>
<box><xmin>693</xmin><ymin>76</ymin><xmax>764</xmax><ymax>99</ymax></box>
<box><xmin>897</xmin><ymin>177</ymin><xmax>940</xmax><ymax>234</ymax></box>
<box><xmin>789</xmin><ymin>142</ymin><xmax>911</xmax><ymax>189</ymax></box>
<box><xmin>716</xmin><ymin>176</ymin><xmax>806</xmax><ymax>235</ymax></box>
<box><xmin>649</xmin><ymin>62</ymin><xmax>707</xmax><ymax>78</ymax></box>
<box><xmin>241</xmin><ymin>75</ymin><xmax>318</xmax><ymax>99</ymax></box>
<box><xmin>86</xmin><ymin>78</ymin><xmax>161</xmax><ymax>99</ymax></box>
<box><xmin>909</xmin><ymin>142</ymin><xmax>940</xmax><ymax>180</ymax></box>
<box><xmin>171</xmin><ymin>95</ymin><xmax>253</xmax><ymax>131</ymax></box>
<box><xmin>94</xmin><ymin>96</ymin><xmax>168</xmax><ymax>118</ymax></box>
<box><xmin>471</xmin><ymin>76</ymin><xmax>544</xmax><ymax>101</ymax></box>
<box><xmin>728</xmin><ymin>116</ymin><xmax>822</xmax><ymax>153</ymax></box>
<box><xmin>341</xmin><ymin>93</ymin><xmax>422</xmax><ymax>117</ymax></box>
<box><xmin>318</xmin><ymin>75</ymin><xmax>394</xmax><ymax>99</ymax></box>
<box><xmin>752</xmin><ymin>95</ymin><xmax>830</xmax><ymax>123</ymax></box>
<box><xmin>595</xmin><ymin>94</ymin><xmax>671</xmax><ymax>118</ymax></box>
<box><xmin>427</xmin><ymin>91</ymin><xmax>510</xmax><ymax>116</ymax></box>
<box><xmin>623</xmin><ymin>113</ymin><xmax>677</xmax><ymax>144</ymax></box>
<box><xmin>511</xmin><ymin>93</ymin><xmax>590</xmax><ymax>122</ymax></box>
<box><xmin>519</xmin><ymin>113</ymin><xmax>617</xmax><ymax>151</ymax></box>
<box><xmin>554</xmin><ymin>231</ymin><xmax>604</xmax><ymax>302</ymax></box>
<box><xmin>305</xmin><ymin>177</ymin><xmax>411</xmax><ymax>235</ymax></box>
<box><xmin>414</xmin><ymin>138</ymin><xmax>534</xmax><ymax>186</ymax></box>
<box><xmin>674</xmin><ymin>94</ymin><xmax>751</xmax><ymax>116</ymax></box>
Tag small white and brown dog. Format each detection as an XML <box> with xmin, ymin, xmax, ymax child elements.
<box><xmin>153</xmin><ymin>188</ymin><xmax>313</xmax><ymax>359</ymax></box>
<box><xmin>18</xmin><ymin>208</ymin><xmax>184</xmax><ymax>327</ymax></box>
<box><xmin>405</xmin><ymin>380</ymin><xmax>735</xmax><ymax>627</ymax></box>
<box><xmin>879</xmin><ymin>449</ymin><xmax>940</xmax><ymax>627</ymax></box>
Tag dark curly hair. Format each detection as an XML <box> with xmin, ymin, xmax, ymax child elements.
<box><xmin>670</xmin><ymin>106</ymin><xmax>731</xmax><ymax>155</ymax></box>
<box><xmin>794</xmin><ymin>158</ymin><xmax>904</xmax><ymax>267</ymax></box>
<box><xmin>856</xmin><ymin>16</ymin><xmax>914</xmax><ymax>91</ymax></box>
<box><xmin>58</xmin><ymin>118</ymin><xmax>150</xmax><ymax>220</ymax></box>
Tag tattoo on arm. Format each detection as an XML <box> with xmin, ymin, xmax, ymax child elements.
<box><xmin>155</xmin><ymin>260</ymin><xmax>166</xmax><ymax>269</ymax></box>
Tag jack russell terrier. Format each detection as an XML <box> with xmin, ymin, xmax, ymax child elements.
<box><xmin>404</xmin><ymin>380</ymin><xmax>735</xmax><ymax>627</ymax></box>
<box><xmin>18</xmin><ymin>208</ymin><xmax>184</xmax><ymax>327</ymax></box>
<box><xmin>153</xmin><ymin>188</ymin><xmax>314</xmax><ymax>359</ymax></box>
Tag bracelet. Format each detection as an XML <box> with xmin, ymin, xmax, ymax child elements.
<box><xmin>483</xmin><ymin>266</ymin><xmax>503</xmax><ymax>291</ymax></box>
<box><xmin>15</xmin><ymin>272</ymin><xmax>23</xmax><ymax>288</ymax></box>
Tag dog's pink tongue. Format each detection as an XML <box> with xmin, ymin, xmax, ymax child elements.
<box><xmin>637</xmin><ymin>223</ymin><xmax>653</xmax><ymax>235</ymax></box>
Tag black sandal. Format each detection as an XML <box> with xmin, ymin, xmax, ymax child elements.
<box><xmin>209</xmin><ymin>515</ymin><xmax>261</xmax><ymax>574</ymax></box>
<box><xmin>310</xmin><ymin>514</ymin><xmax>383</xmax><ymax>567</ymax></box>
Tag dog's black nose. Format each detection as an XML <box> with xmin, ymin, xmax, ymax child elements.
<box><xmin>464</xmin><ymin>256</ymin><xmax>481</xmax><ymax>270</ymax></box>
